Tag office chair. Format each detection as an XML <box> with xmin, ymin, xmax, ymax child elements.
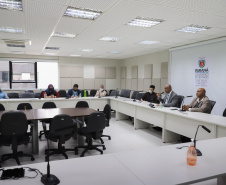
<box><xmin>75</xmin><ymin>112</ymin><xmax>106</xmax><ymax>157</ymax></box>
<box><xmin>0</xmin><ymin>112</ymin><xmax>35</xmax><ymax>167</ymax></box>
<box><xmin>58</xmin><ymin>90</ymin><xmax>67</xmax><ymax>97</ymax></box>
<box><xmin>177</xmin><ymin>95</ymin><xmax>184</xmax><ymax>108</ymax></box>
<box><xmin>109</xmin><ymin>90</ymin><xmax>118</xmax><ymax>96</ymax></box>
<box><xmin>135</xmin><ymin>92</ymin><xmax>145</xmax><ymax>100</ymax></box>
<box><xmin>99</xmin><ymin>104</ymin><xmax>111</xmax><ymax>144</ymax></box>
<box><xmin>44</xmin><ymin>114</ymin><xmax>77</xmax><ymax>161</ymax></box>
<box><xmin>89</xmin><ymin>89</ymin><xmax>97</xmax><ymax>97</ymax></box>
<box><xmin>21</xmin><ymin>92</ymin><xmax>35</xmax><ymax>98</ymax></box>
<box><xmin>223</xmin><ymin>109</ymin><xmax>226</xmax><ymax>117</ymax></box>
<box><xmin>0</xmin><ymin>103</ymin><xmax>5</xmax><ymax>111</ymax></box>
<box><xmin>7</xmin><ymin>93</ymin><xmax>19</xmax><ymax>99</ymax></box>
<box><xmin>25</xmin><ymin>90</ymin><xmax>34</xmax><ymax>93</ymax></box>
<box><xmin>210</xmin><ymin>100</ymin><xmax>216</xmax><ymax>113</ymax></box>
<box><xmin>39</xmin><ymin>102</ymin><xmax>57</xmax><ymax>139</ymax></box>
<box><xmin>120</xmin><ymin>89</ymin><xmax>131</xmax><ymax>98</ymax></box>
<box><xmin>35</xmin><ymin>92</ymin><xmax>41</xmax><ymax>98</ymax></box>
<box><xmin>75</xmin><ymin>101</ymin><xmax>89</xmax><ymax>108</ymax></box>
<box><xmin>131</xmin><ymin>91</ymin><xmax>139</xmax><ymax>100</ymax></box>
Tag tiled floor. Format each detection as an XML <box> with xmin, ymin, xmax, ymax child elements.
<box><xmin>0</xmin><ymin>113</ymin><xmax>217</xmax><ymax>184</ymax></box>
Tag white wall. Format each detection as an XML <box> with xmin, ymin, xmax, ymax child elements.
<box><xmin>170</xmin><ymin>38</ymin><xmax>226</xmax><ymax>115</ymax></box>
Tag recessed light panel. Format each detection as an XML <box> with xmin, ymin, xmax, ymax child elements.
<box><xmin>43</xmin><ymin>52</ymin><xmax>56</xmax><ymax>55</ymax></box>
<box><xmin>99</xmin><ymin>37</ymin><xmax>120</xmax><ymax>42</ymax></box>
<box><xmin>109</xmin><ymin>51</ymin><xmax>120</xmax><ymax>54</ymax></box>
<box><xmin>45</xmin><ymin>47</ymin><xmax>60</xmax><ymax>50</ymax></box>
<box><xmin>70</xmin><ymin>54</ymin><xmax>81</xmax><ymax>57</ymax></box>
<box><xmin>177</xmin><ymin>25</ymin><xmax>210</xmax><ymax>33</ymax></box>
<box><xmin>0</xmin><ymin>27</ymin><xmax>23</xmax><ymax>33</ymax></box>
<box><xmin>64</xmin><ymin>6</ymin><xmax>102</xmax><ymax>20</ymax></box>
<box><xmin>139</xmin><ymin>40</ymin><xmax>159</xmax><ymax>45</ymax></box>
<box><xmin>52</xmin><ymin>32</ymin><xmax>76</xmax><ymax>38</ymax></box>
<box><xmin>80</xmin><ymin>49</ymin><xmax>93</xmax><ymax>52</ymax></box>
<box><xmin>0</xmin><ymin>0</ymin><xmax>22</xmax><ymax>11</ymax></box>
<box><xmin>127</xmin><ymin>17</ymin><xmax>163</xmax><ymax>28</ymax></box>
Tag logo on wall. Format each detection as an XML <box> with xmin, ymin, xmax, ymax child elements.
<box><xmin>198</xmin><ymin>59</ymin><xmax>205</xmax><ymax>68</ymax></box>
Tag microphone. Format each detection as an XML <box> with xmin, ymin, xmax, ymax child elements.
<box><xmin>160</xmin><ymin>92</ymin><xmax>164</xmax><ymax>95</ymax></box>
<box><xmin>115</xmin><ymin>88</ymin><xmax>118</xmax><ymax>98</ymax></box>
<box><xmin>40</xmin><ymin>124</ymin><xmax>74</xmax><ymax>185</ymax></box>
<box><xmin>180</xmin><ymin>95</ymin><xmax>193</xmax><ymax>111</ymax></box>
<box><xmin>193</xmin><ymin>125</ymin><xmax>211</xmax><ymax>156</ymax></box>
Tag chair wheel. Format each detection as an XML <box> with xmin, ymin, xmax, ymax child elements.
<box><xmin>109</xmin><ymin>137</ymin><xmax>111</xmax><ymax>140</ymax></box>
<box><xmin>100</xmin><ymin>152</ymin><xmax>103</xmax><ymax>155</ymax></box>
<box><xmin>31</xmin><ymin>157</ymin><xmax>35</xmax><ymax>161</ymax></box>
<box><xmin>75</xmin><ymin>150</ymin><xmax>78</xmax><ymax>155</ymax></box>
<box><xmin>80</xmin><ymin>155</ymin><xmax>84</xmax><ymax>157</ymax></box>
<box><xmin>103</xmin><ymin>146</ymin><xmax>106</xmax><ymax>150</ymax></box>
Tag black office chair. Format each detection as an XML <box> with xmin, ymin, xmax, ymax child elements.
<box><xmin>76</xmin><ymin>101</ymin><xmax>89</xmax><ymax>108</ymax></box>
<box><xmin>39</xmin><ymin>102</ymin><xmax>57</xmax><ymax>139</ymax></box>
<box><xmin>0</xmin><ymin>112</ymin><xmax>35</xmax><ymax>167</ymax></box>
<box><xmin>89</xmin><ymin>89</ymin><xmax>97</xmax><ymax>97</ymax></box>
<box><xmin>81</xmin><ymin>90</ymin><xmax>89</xmax><ymax>97</ymax></box>
<box><xmin>223</xmin><ymin>109</ymin><xmax>226</xmax><ymax>117</ymax></box>
<box><xmin>7</xmin><ymin>93</ymin><xmax>19</xmax><ymax>99</ymax></box>
<box><xmin>25</xmin><ymin>90</ymin><xmax>34</xmax><ymax>93</ymax></box>
<box><xmin>120</xmin><ymin>89</ymin><xmax>131</xmax><ymax>98</ymax></box>
<box><xmin>58</xmin><ymin>90</ymin><xmax>67</xmax><ymax>97</ymax></box>
<box><xmin>177</xmin><ymin>95</ymin><xmax>184</xmax><ymax>108</ymax></box>
<box><xmin>75</xmin><ymin>112</ymin><xmax>106</xmax><ymax>157</ymax></box>
<box><xmin>0</xmin><ymin>103</ymin><xmax>5</xmax><ymax>111</ymax></box>
<box><xmin>135</xmin><ymin>92</ymin><xmax>145</xmax><ymax>100</ymax></box>
<box><xmin>210</xmin><ymin>100</ymin><xmax>216</xmax><ymax>113</ymax></box>
<box><xmin>21</xmin><ymin>92</ymin><xmax>35</xmax><ymax>98</ymax></box>
<box><xmin>109</xmin><ymin>90</ymin><xmax>118</xmax><ymax>96</ymax></box>
<box><xmin>35</xmin><ymin>92</ymin><xmax>41</xmax><ymax>98</ymax></box>
<box><xmin>131</xmin><ymin>91</ymin><xmax>139</xmax><ymax>100</ymax></box>
<box><xmin>99</xmin><ymin>104</ymin><xmax>111</xmax><ymax>144</ymax></box>
<box><xmin>44</xmin><ymin>114</ymin><xmax>77</xmax><ymax>161</ymax></box>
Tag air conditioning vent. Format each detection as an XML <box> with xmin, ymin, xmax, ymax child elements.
<box><xmin>3</xmin><ymin>40</ymin><xmax>26</xmax><ymax>48</ymax></box>
<box><xmin>45</xmin><ymin>47</ymin><xmax>60</xmax><ymax>50</ymax></box>
<box><xmin>7</xmin><ymin>43</ymin><xmax>25</xmax><ymax>48</ymax></box>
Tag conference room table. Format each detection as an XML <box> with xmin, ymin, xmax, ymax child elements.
<box><xmin>1</xmin><ymin>137</ymin><xmax>226</xmax><ymax>185</ymax></box>
<box><xmin>0</xmin><ymin>107</ymin><xmax>96</xmax><ymax>154</ymax></box>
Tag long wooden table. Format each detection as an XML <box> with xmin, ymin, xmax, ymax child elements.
<box><xmin>0</xmin><ymin>108</ymin><xmax>96</xmax><ymax>154</ymax></box>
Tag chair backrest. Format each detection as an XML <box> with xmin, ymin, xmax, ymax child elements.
<box><xmin>109</xmin><ymin>90</ymin><xmax>118</xmax><ymax>96</ymax></box>
<box><xmin>0</xmin><ymin>104</ymin><xmax>5</xmax><ymax>111</ymax></box>
<box><xmin>21</xmin><ymin>92</ymin><xmax>35</xmax><ymax>98</ymax></box>
<box><xmin>17</xmin><ymin>103</ymin><xmax>33</xmax><ymax>110</ymax></box>
<box><xmin>58</xmin><ymin>90</ymin><xmax>67</xmax><ymax>97</ymax></box>
<box><xmin>90</xmin><ymin>89</ymin><xmax>97</xmax><ymax>97</ymax></box>
<box><xmin>120</xmin><ymin>89</ymin><xmax>131</xmax><ymax>98</ymax></box>
<box><xmin>135</xmin><ymin>92</ymin><xmax>145</xmax><ymax>100</ymax></box>
<box><xmin>42</xmin><ymin>102</ymin><xmax>57</xmax><ymax>109</ymax></box>
<box><xmin>103</xmin><ymin>104</ymin><xmax>111</xmax><ymax>126</ymax></box>
<box><xmin>0</xmin><ymin>111</ymin><xmax>28</xmax><ymax>135</ymax></box>
<box><xmin>35</xmin><ymin>92</ymin><xmax>41</xmax><ymax>98</ymax></box>
<box><xmin>86</xmin><ymin>112</ymin><xmax>106</xmax><ymax>134</ymax></box>
<box><xmin>131</xmin><ymin>91</ymin><xmax>139</xmax><ymax>99</ymax></box>
<box><xmin>25</xmin><ymin>90</ymin><xmax>34</xmax><ymax>93</ymax></box>
<box><xmin>76</xmin><ymin>101</ymin><xmax>89</xmax><ymax>108</ymax></box>
<box><xmin>81</xmin><ymin>90</ymin><xmax>89</xmax><ymax>97</ymax></box>
<box><xmin>7</xmin><ymin>93</ymin><xmax>19</xmax><ymax>99</ymax></box>
<box><xmin>223</xmin><ymin>108</ymin><xmax>226</xmax><ymax>117</ymax></box>
<box><xmin>48</xmin><ymin>114</ymin><xmax>74</xmax><ymax>142</ymax></box>
<box><xmin>210</xmin><ymin>100</ymin><xmax>216</xmax><ymax>113</ymax></box>
<box><xmin>177</xmin><ymin>95</ymin><xmax>184</xmax><ymax>108</ymax></box>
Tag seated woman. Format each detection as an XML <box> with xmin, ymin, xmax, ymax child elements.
<box><xmin>42</xmin><ymin>84</ymin><xmax>60</xmax><ymax>98</ymax></box>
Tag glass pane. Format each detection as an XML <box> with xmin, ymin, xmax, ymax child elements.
<box><xmin>0</xmin><ymin>61</ymin><xmax>10</xmax><ymax>88</ymax></box>
<box><xmin>12</xmin><ymin>83</ymin><xmax>36</xmax><ymax>89</ymax></box>
<box><xmin>12</xmin><ymin>62</ymin><xmax>35</xmax><ymax>82</ymax></box>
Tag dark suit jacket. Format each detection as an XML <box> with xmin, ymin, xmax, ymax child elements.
<box><xmin>188</xmin><ymin>96</ymin><xmax>211</xmax><ymax>114</ymax></box>
<box><xmin>141</xmin><ymin>92</ymin><xmax>159</xmax><ymax>103</ymax></box>
<box><xmin>159</xmin><ymin>91</ymin><xmax>178</xmax><ymax>107</ymax></box>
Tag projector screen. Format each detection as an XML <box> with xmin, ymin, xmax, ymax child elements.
<box><xmin>170</xmin><ymin>39</ymin><xmax>226</xmax><ymax>115</ymax></box>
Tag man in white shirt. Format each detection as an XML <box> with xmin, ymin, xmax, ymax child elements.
<box><xmin>95</xmin><ymin>85</ymin><xmax>107</xmax><ymax>97</ymax></box>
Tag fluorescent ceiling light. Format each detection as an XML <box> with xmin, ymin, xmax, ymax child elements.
<box><xmin>80</xmin><ymin>49</ymin><xmax>93</xmax><ymax>52</ymax></box>
<box><xmin>0</xmin><ymin>27</ymin><xmax>23</xmax><ymax>33</ymax></box>
<box><xmin>109</xmin><ymin>51</ymin><xmax>120</xmax><ymax>54</ymax></box>
<box><xmin>0</xmin><ymin>0</ymin><xmax>22</xmax><ymax>11</ymax></box>
<box><xmin>99</xmin><ymin>37</ymin><xmax>121</xmax><ymax>42</ymax></box>
<box><xmin>52</xmin><ymin>32</ymin><xmax>76</xmax><ymax>38</ymax></box>
<box><xmin>70</xmin><ymin>54</ymin><xmax>81</xmax><ymax>57</ymax></box>
<box><xmin>177</xmin><ymin>25</ymin><xmax>210</xmax><ymax>33</ymax></box>
<box><xmin>45</xmin><ymin>47</ymin><xmax>60</xmax><ymax>50</ymax></box>
<box><xmin>64</xmin><ymin>6</ymin><xmax>102</xmax><ymax>20</ymax></box>
<box><xmin>127</xmin><ymin>17</ymin><xmax>163</xmax><ymax>28</ymax></box>
<box><xmin>43</xmin><ymin>52</ymin><xmax>56</xmax><ymax>55</ymax></box>
<box><xmin>139</xmin><ymin>40</ymin><xmax>159</xmax><ymax>45</ymax></box>
<box><xmin>11</xmin><ymin>51</ymin><xmax>24</xmax><ymax>54</ymax></box>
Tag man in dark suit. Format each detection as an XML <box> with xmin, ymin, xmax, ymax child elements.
<box><xmin>183</xmin><ymin>88</ymin><xmax>211</xmax><ymax>114</ymax></box>
<box><xmin>141</xmin><ymin>85</ymin><xmax>159</xmax><ymax>103</ymax></box>
<box><xmin>157</xmin><ymin>84</ymin><xmax>178</xmax><ymax>107</ymax></box>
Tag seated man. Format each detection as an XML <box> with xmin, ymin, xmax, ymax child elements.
<box><xmin>157</xmin><ymin>84</ymin><xmax>178</xmax><ymax>107</ymax></box>
<box><xmin>42</xmin><ymin>84</ymin><xmax>60</xmax><ymax>98</ymax></box>
<box><xmin>67</xmin><ymin>84</ymin><xmax>81</xmax><ymax>98</ymax></box>
<box><xmin>141</xmin><ymin>85</ymin><xmax>159</xmax><ymax>103</ymax></box>
<box><xmin>95</xmin><ymin>84</ymin><xmax>107</xmax><ymax>97</ymax></box>
<box><xmin>183</xmin><ymin>88</ymin><xmax>211</xmax><ymax>113</ymax></box>
<box><xmin>0</xmin><ymin>87</ymin><xmax>9</xmax><ymax>99</ymax></box>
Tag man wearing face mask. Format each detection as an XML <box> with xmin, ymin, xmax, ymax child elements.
<box><xmin>141</xmin><ymin>85</ymin><xmax>159</xmax><ymax>103</ymax></box>
<box><xmin>67</xmin><ymin>84</ymin><xmax>81</xmax><ymax>98</ymax></box>
<box><xmin>42</xmin><ymin>84</ymin><xmax>60</xmax><ymax>98</ymax></box>
<box><xmin>95</xmin><ymin>84</ymin><xmax>107</xmax><ymax>97</ymax></box>
<box><xmin>157</xmin><ymin>84</ymin><xmax>178</xmax><ymax>107</ymax></box>
<box><xmin>0</xmin><ymin>87</ymin><xmax>9</xmax><ymax>99</ymax></box>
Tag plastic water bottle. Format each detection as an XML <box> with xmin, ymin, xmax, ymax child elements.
<box><xmin>187</xmin><ymin>142</ymin><xmax>197</xmax><ymax>166</ymax></box>
<box><xmin>159</xmin><ymin>101</ymin><xmax>163</xmax><ymax>109</ymax></box>
<box><xmin>79</xmin><ymin>93</ymin><xmax>81</xmax><ymax>98</ymax></box>
<box><xmin>84</xmin><ymin>90</ymin><xmax>87</xmax><ymax>97</ymax></box>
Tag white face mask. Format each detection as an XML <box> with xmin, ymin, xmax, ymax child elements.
<box><xmin>149</xmin><ymin>90</ymin><xmax>152</xmax><ymax>94</ymax></box>
<box><xmin>100</xmin><ymin>88</ymin><xmax>103</xmax><ymax>91</ymax></box>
